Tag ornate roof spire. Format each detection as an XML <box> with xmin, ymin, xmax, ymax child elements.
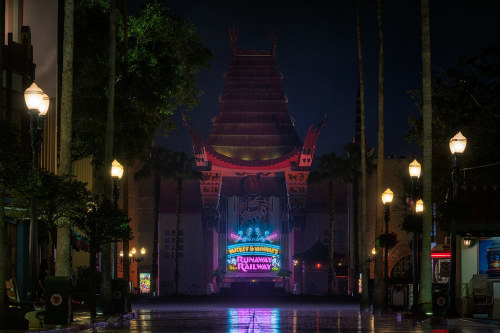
<box><xmin>269</xmin><ymin>28</ymin><xmax>277</xmax><ymax>59</ymax></box>
<box><xmin>229</xmin><ymin>25</ymin><xmax>239</xmax><ymax>55</ymax></box>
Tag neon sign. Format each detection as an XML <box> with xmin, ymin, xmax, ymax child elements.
<box><xmin>227</xmin><ymin>226</ymin><xmax>281</xmax><ymax>273</ymax></box>
<box><xmin>228</xmin><ymin>255</ymin><xmax>280</xmax><ymax>272</ymax></box>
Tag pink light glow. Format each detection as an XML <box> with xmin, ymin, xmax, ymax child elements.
<box><xmin>265</xmin><ymin>232</ymin><xmax>278</xmax><ymax>242</ymax></box>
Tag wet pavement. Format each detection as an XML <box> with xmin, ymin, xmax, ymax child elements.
<box><xmin>85</xmin><ymin>300</ymin><xmax>500</xmax><ymax>333</ymax></box>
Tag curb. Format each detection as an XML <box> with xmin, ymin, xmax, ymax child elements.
<box><xmin>31</xmin><ymin>312</ymin><xmax>137</xmax><ymax>333</ymax></box>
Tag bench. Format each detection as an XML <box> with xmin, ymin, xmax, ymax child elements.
<box><xmin>5</xmin><ymin>278</ymin><xmax>44</xmax><ymax>329</ymax></box>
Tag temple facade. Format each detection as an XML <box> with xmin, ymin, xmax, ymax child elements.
<box><xmin>186</xmin><ymin>32</ymin><xmax>327</xmax><ymax>293</ymax></box>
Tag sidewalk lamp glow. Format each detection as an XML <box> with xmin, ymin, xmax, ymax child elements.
<box><xmin>131</xmin><ymin>247</ymin><xmax>137</xmax><ymax>255</ymax></box>
<box><xmin>415</xmin><ymin>199</ymin><xmax>424</xmax><ymax>213</ymax></box>
<box><xmin>409</xmin><ymin>159</ymin><xmax>422</xmax><ymax>178</ymax></box>
<box><xmin>463</xmin><ymin>238</ymin><xmax>472</xmax><ymax>247</ymax></box>
<box><xmin>449</xmin><ymin>131</ymin><xmax>467</xmax><ymax>155</ymax></box>
<box><xmin>372</xmin><ymin>248</ymin><xmax>376</xmax><ymax>255</ymax></box>
<box><xmin>111</xmin><ymin>159</ymin><xmax>124</xmax><ymax>179</ymax></box>
<box><xmin>120</xmin><ymin>250</ymin><xmax>124</xmax><ymax>257</ymax></box>
<box><xmin>140</xmin><ymin>247</ymin><xmax>147</xmax><ymax>255</ymax></box>
<box><xmin>38</xmin><ymin>93</ymin><xmax>50</xmax><ymax>115</ymax></box>
<box><xmin>24</xmin><ymin>82</ymin><xmax>44</xmax><ymax>110</ymax></box>
<box><xmin>381</xmin><ymin>188</ymin><xmax>394</xmax><ymax>204</ymax></box>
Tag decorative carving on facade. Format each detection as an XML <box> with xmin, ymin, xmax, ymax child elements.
<box><xmin>298</xmin><ymin>116</ymin><xmax>326</xmax><ymax>167</ymax></box>
<box><xmin>243</xmin><ymin>174</ymin><xmax>261</xmax><ymax>195</ymax></box>
<box><xmin>285</xmin><ymin>171</ymin><xmax>309</xmax><ymax>230</ymax></box>
<box><xmin>239</xmin><ymin>195</ymin><xmax>268</xmax><ymax>226</ymax></box>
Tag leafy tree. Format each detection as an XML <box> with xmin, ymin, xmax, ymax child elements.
<box><xmin>408</xmin><ymin>41</ymin><xmax>500</xmax><ymax>315</ymax></box>
<box><xmin>0</xmin><ymin>122</ymin><xmax>29</xmax><ymax>328</ymax></box>
<box><xmin>73</xmin><ymin>197</ymin><xmax>131</xmax><ymax>319</ymax></box>
<box><xmin>135</xmin><ymin>147</ymin><xmax>201</xmax><ymax>295</ymax></box>
<box><xmin>72</xmin><ymin>0</ymin><xmax>213</xmax><ymax>167</ymax></box>
<box><xmin>309</xmin><ymin>153</ymin><xmax>350</xmax><ymax>295</ymax></box>
<box><xmin>14</xmin><ymin>172</ymin><xmax>90</xmax><ymax>275</ymax></box>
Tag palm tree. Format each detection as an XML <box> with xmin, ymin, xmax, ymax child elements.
<box><xmin>100</xmin><ymin>0</ymin><xmax>117</xmax><ymax>315</ymax></box>
<box><xmin>55</xmin><ymin>0</ymin><xmax>74</xmax><ymax>278</ymax></box>
<box><xmin>165</xmin><ymin>151</ymin><xmax>201</xmax><ymax>295</ymax></box>
<box><xmin>135</xmin><ymin>147</ymin><xmax>201</xmax><ymax>295</ymax></box>
<box><xmin>373</xmin><ymin>0</ymin><xmax>385</xmax><ymax>313</ymax></box>
<box><xmin>419</xmin><ymin>0</ymin><xmax>433</xmax><ymax>314</ymax></box>
<box><xmin>309</xmin><ymin>153</ymin><xmax>350</xmax><ymax>295</ymax></box>
<box><xmin>356</xmin><ymin>0</ymin><xmax>370</xmax><ymax>312</ymax></box>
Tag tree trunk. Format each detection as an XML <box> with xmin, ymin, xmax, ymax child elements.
<box><xmin>151</xmin><ymin>173</ymin><xmax>160</xmax><ymax>295</ymax></box>
<box><xmin>101</xmin><ymin>0</ymin><xmax>116</xmax><ymax>314</ymax></box>
<box><xmin>47</xmin><ymin>224</ymin><xmax>55</xmax><ymax>276</ymax></box>
<box><xmin>55</xmin><ymin>0</ymin><xmax>74</xmax><ymax>278</ymax></box>
<box><xmin>328</xmin><ymin>180</ymin><xmax>335</xmax><ymax>295</ymax></box>
<box><xmin>419</xmin><ymin>0</ymin><xmax>433</xmax><ymax>314</ymax></box>
<box><xmin>373</xmin><ymin>0</ymin><xmax>385</xmax><ymax>313</ymax></box>
<box><xmin>89</xmin><ymin>241</ymin><xmax>97</xmax><ymax>320</ymax></box>
<box><xmin>352</xmin><ymin>175</ymin><xmax>360</xmax><ymax>296</ymax></box>
<box><xmin>173</xmin><ymin>178</ymin><xmax>182</xmax><ymax>295</ymax></box>
<box><xmin>0</xmin><ymin>187</ymin><xmax>6</xmax><ymax>328</ymax></box>
<box><xmin>356</xmin><ymin>0</ymin><xmax>370</xmax><ymax>312</ymax></box>
<box><xmin>121</xmin><ymin>0</ymin><xmax>131</xmax><ymax>311</ymax></box>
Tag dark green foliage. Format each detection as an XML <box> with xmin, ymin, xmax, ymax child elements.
<box><xmin>73</xmin><ymin>198</ymin><xmax>132</xmax><ymax>246</ymax></box>
<box><xmin>375</xmin><ymin>232</ymin><xmax>398</xmax><ymax>249</ymax></box>
<box><xmin>400</xmin><ymin>213</ymin><xmax>423</xmax><ymax>234</ymax></box>
<box><xmin>407</xmin><ymin>43</ymin><xmax>500</xmax><ymax>200</ymax></box>
<box><xmin>73</xmin><ymin>0</ymin><xmax>213</xmax><ymax>167</ymax></box>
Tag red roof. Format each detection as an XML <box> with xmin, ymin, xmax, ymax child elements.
<box><xmin>205</xmin><ymin>50</ymin><xmax>302</xmax><ymax>161</ymax></box>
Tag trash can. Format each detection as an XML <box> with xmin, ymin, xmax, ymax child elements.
<box><xmin>112</xmin><ymin>279</ymin><xmax>127</xmax><ymax>314</ymax></box>
<box><xmin>44</xmin><ymin>276</ymin><xmax>72</xmax><ymax>325</ymax></box>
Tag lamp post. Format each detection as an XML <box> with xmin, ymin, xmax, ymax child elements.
<box><xmin>25</xmin><ymin>82</ymin><xmax>49</xmax><ymax>299</ymax></box>
<box><xmin>111</xmin><ymin>159</ymin><xmax>124</xmax><ymax>278</ymax></box>
<box><xmin>409</xmin><ymin>159</ymin><xmax>421</xmax><ymax>312</ymax></box>
<box><xmin>382</xmin><ymin>188</ymin><xmax>394</xmax><ymax>309</ymax></box>
<box><xmin>120</xmin><ymin>247</ymin><xmax>147</xmax><ymax>263</ymax></box>
<box><xmin>445</xmin><ymin>131</ymin><xmax>467</xmax><ymax>318</ymax></box>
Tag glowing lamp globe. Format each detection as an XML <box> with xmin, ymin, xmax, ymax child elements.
<box><xmin>24</xmin><ymin>82</ymin><xmax>44</xmax><ymax>110</ymax></box>
<box><xmin>131</xmin><ymin>247</ymin><xmax>137</xmax><ymax>255</ymax></box>
<box><xmin>409</xmin><ymin>159</ymin><xmax>422</xmax><ymax>178</ymax></box>
<box><xmin>38</xmin><ymin>93</ymin><xmax>50</xmax><ymax>116</ymax></box>
<box><xmin>415</xmin><ymin>199</ymin><xmax>424</xmax><ymax>213</ymax></box>
<box><xmin>381</xmin><ymin>188</ymin><xmax>394</xmax><ymax>204</ymax></box>
<box><xmin>111</xmin><ymin>159</ymin><xmax>124</xmax><ymax>179</ymax></box>
<box><xmin>463</xmin><ymin>238</ymin><xmax>472</xmax><ymax>247</ymax></box>
<box><xmin>140</xmin><ymin>247</ymin><xmax>146</xmax><ymax>255</ymax></box>
<box><xmin>449</xmin><ymin>131</ymin><xmax>467</xmax><ymax>155</ymax></box>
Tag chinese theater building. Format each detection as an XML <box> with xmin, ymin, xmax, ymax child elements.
<box><xmin>187</xmin><ymin>32</ymin><xmax>324</xmax><ymax>292</ymax></box>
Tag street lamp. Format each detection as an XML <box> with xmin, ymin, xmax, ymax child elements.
<box><xmin>120</xmin><ymin>247</ymin><xmax>147</xmax><ymax>263</ymax></box>
<box><xmin>445</xmin><ymin>131</ymin><xmax>467</xmax><ymax>318</ymax></box>
<box><xmin>409</xmin><ymin>159</ymin><xmax>421</xmax><ymax>312</ymax></box>
<box><xmin>415</xmin><ymin>199</ymin><xmax>424</xmax><ymax>213</ymax></box>
<box><xmin>25</xmin><ymin>82</ymin><xmax>49</xmax><ymax>299</ymax></box>
<box><xmin>381</xmin><ymin>188</ymin><xmax>393</xmax><ymax>309</ymax></box>
<box><xmin>111</xmin><ymin>159</ymin><xmax>124</xmax><ymax>278</ymax></box>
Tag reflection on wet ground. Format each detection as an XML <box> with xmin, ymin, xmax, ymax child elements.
<box><xmin>91</xmin><ymin>303</ymin><xmax>500</xmax><ymax>333</ymax></box>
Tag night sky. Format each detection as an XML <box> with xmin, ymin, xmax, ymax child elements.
<box><xmin>26</xmin><ymin>1</ymin><xmax>500</xmax><ymax>159</ymax></box>
<box><xmin>151</xmin><ymin>0</ymin><xmax>500</xmax><ymax>159</ymax></box>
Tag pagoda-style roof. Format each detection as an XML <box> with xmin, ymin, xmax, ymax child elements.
<box><xmin>204</xmin><ymin>49</ymin><xmax>302</xmax><ymax>161</ymax></box>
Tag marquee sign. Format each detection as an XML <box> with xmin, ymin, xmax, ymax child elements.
<box><xmin>227</xmin><ymin>226</ymin><xmax>280</xmax><ymax>273</ymax></box>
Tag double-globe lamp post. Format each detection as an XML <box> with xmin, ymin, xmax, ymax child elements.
<box><xmin>446</xmin><ymin>131</ymin><xmax>467</xmax><ymax>317</ymax></box>
<box><xmin>25</xmin><ymin>82</ymin><xmax>50</xmax><ymax>299</ymax></box>
<box><xmin>408</xmin><ymin>159</ymin><xmax>422</xmax><ymax>311</ymax></box>
<box><xmin>111</xmin><ymin>159</ymin><xmax>124</xmax><ymax>278</ymax></box>
<box><xmin>381</xmin><ymin>188</ymin><xmax>394</xmax><ymax>309</ymax></box>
